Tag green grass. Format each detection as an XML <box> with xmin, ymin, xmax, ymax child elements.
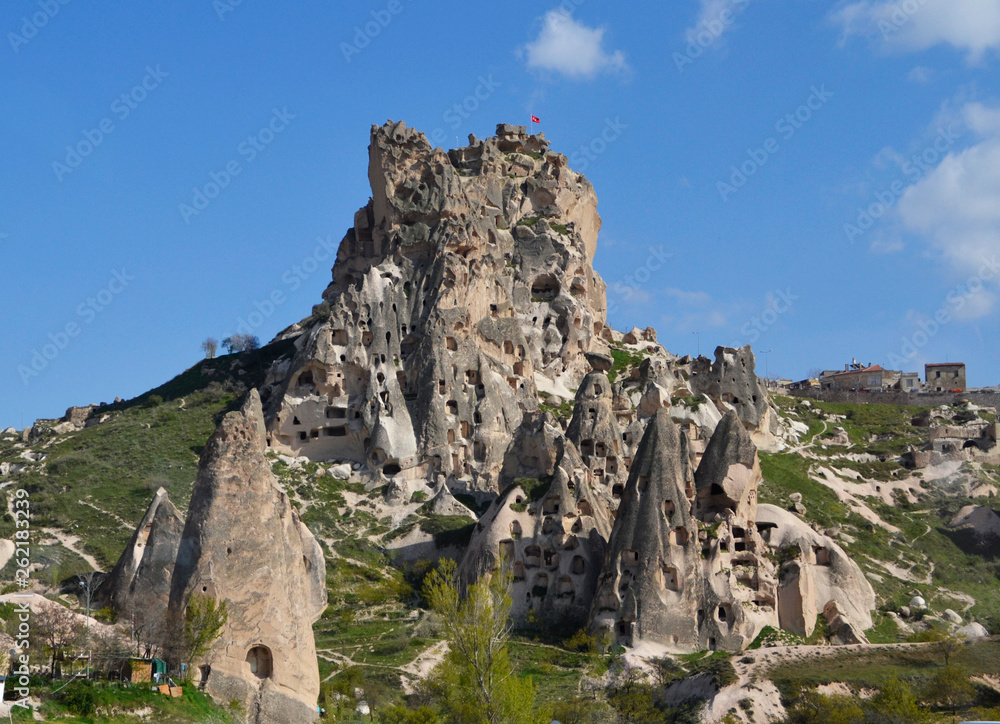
<box><xmin>14</xmin><ymin>342</ymin><xmax>296</xmax><ymax>568</ymax></box>
<box><xmin>758</xmin><ymin>453</ymin><xmax>850</xmax><ymax>530</ymax></box>
<box><xmin>769</xmin><ymin>638</ymin><xmax>1000</xmax><ymax>695</ymax></box>
<box><xmin>509</xmin><ymin>640</ymin><xmax>591</xmax><ymax>704</ymax></box>
<box><xmin>608</xmin><ymin>347</ymin><xmax>644</xmax><ymax>384</ymax></box>
<box><xmin>32</xmin><ymin>680</ymin><xmax>235</xmax><ymax>723</ymax></box>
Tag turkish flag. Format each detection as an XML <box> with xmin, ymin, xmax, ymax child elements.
<box><xmin>531</xmin><ymin>115</ymin><xmax>540</xmax><ymax>123</ymax></box>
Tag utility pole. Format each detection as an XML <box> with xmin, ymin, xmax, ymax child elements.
<box><xmin>79</xmin><ymin>574</ymin><xmax>93</xmax><ymax>679</ymax></box>
<box><xmin>692</xmin><ymin>331</ymin><xmax>701</xmax><ymax>356</ymax></box>
<box><xmin>763</xmin><ymin>349</ymin><xmax>773</xmax><ymax>384</ymax></box>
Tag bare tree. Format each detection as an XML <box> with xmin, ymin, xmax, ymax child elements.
<box><xmin>32</xmin><ymin>602</ymin><xmax>83</xmax><ymax>675</ymax></box>
<box><xmin>123</xmin><ymin>600</ymin><xmax>167</xmax><ymax>659</ymax></box>
<box><xmin>91</xmin><ymin>626</ymin><xmax>131</xmax><ymax>680</ymax></box>
<box><xmin>201</xmin><ymin>337</ymin><xmax>218</xmax><ymax>359</ymax></box>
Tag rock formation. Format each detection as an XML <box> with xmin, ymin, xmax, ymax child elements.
<box><xmin>96</xmin><ymin>487</ymin><xmax>184</xmax><ymax>617</ymax></box>
<box><xmin>590</xmin><ymin>410</ymin><xmax>779</xmax><ymax>652</ymax></box>
<box><xmin>949</xmin><ymin>504</ymin><xmax>1000</xmax><ymax>540</ymax></box>
<box><xmin>167</xmin><ymin>390</ymin><xmax>327</xmax><ymax>724</ymax></box>
<box><xmin>264</xmin><ymin>122</ymin><xmax>608</xmax><ymax>494</ymax></box>
<box><xmin>757</xmin><ymin>504</ymin><xmax>875</xmax><ymax>639</ymax></box>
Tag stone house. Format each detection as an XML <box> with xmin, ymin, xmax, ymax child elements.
<box><xmin>820</xmin><ymin>364</ymin><xmax>901</xmax><ymax>391</ymax></box>
<box><xmin>925</xmin><ymin>363</ymin><xmax>966</xmax><ymax>393</ymax></box>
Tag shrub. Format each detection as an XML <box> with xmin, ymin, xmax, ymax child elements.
<box><xmin>564</xmin><ymin>628</ymin><xmax>599</xmax><ymax>653</ymax></box>
<box><xmin>56</xmin><ymin>680</ymin><xmax>97</xmax><ymax>716</ymax></box>
<box><xmin>93</xmin><ymin>607</ymin><xmax>118</xmax><ymax>624</ymax></box>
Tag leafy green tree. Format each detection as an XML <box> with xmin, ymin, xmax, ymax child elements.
<box><xmin>379</xmin><ymin>704</ymin><xmax>441</xmax><ymax>724</ymax></box>
<box><xmin>864</xmin><ymin>677</ymin><xmax>930</xmax><ymax>724</ymax></box>
<box><xmin>926</xmin><ymin>664</ymin><xmax>975</xmax><ymax>720</ymax></box>
<box><xmin>422</xmin><ymin>558</ymin><xmax>535</xmax><ymax>724</ymax></box>
<box><xmin>183</xmin><ymin>595</ymin><xmax>228</xmax><ymax>672</ymax></box>
<box><xmin>785</xmin><ymin>691</ymin><xmax>864</xmax><ymax>724</ymax></box>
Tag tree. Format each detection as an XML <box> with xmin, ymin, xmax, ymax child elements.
<box><xmin>91</xmin><ymin>626</ymin><xmax>131</xmax><ymax>680</ymax></box>
<box><xmin>379</xmin><ymin>705</ymin><xmax>441</xmax><ymax>724</ymax></box>
<box><xmin>422</xmin><ymin>558</ymin><xmax>535</xmax><ymax>724</ymax></box>
<box><xmin>32</xmin><ymin>602</ymin><xmax>84</xmax><ymax>675</ymax></box>
<box><xmin>865</xmin><ymin>677</ymin><xmax>929</xmax><ymax>724</ymax></box>
<box><xmin>221</xmin><ymin>334</ymin><xmax>261</xmax><ymax>354</ymax></box>
<box><xmin>786</xmin><ymin>691</ymin><xmax>864</xmax><ymax>724</ymax></box>
<box><xmin>124</xmin><ymin>599</ymin><xmax>167</xmax><ymax>659</ymax></box>
<box><xmin>926</xmin><ymin>664</ymin><xmax>975</xmax><ymax>721</ymax></box>
<box><xmin>183</xmin><ymin>595</ymin><xmax>228</xmax><ymax>672</ymax></box>
<box><xmin>201</xmin><ymin>337</ymin><xmax>218</xmax><ymax>359</ymax></box>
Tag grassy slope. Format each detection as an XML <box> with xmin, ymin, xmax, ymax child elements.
<box><xmin>764</xmin><ymin>396</ymin><xmax>1000</xmax><ymax>633</ymax></box>
<box><xmin>11</xmin><ymin>341</ymin><xmax>295</xmax><ymax>569</ymax></box>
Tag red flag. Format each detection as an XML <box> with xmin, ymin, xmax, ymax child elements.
<box><xmin>531</xmin><ymin>115</ymin><xmax>540</xmax><ymax>123</ymax></box>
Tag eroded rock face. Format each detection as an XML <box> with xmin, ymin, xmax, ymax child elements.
<box><xmin>168</xmin><ymin>391</ymin><xmax>327</xmax><ymax>724</ymax></box>
<box><xmin>265</xmin><ymin>122</ymin><xmax>609</xmax><ymax>493</ymax></box>
<box><xmin>590</xmin><ymin>409</ymin><xmax>702</xmax><ymax>650</ymax></box>
<box><xmin>96</xmin><ymin>487</ymin><xmax>184</xmax><ymax>616</ymax></box>
<box><xmin>459</xmin><ymin>441</ymin><xmax>613</xmax><ymax>627</ymax></box>
<box><xmin>591</xmin><ymin>409</ymin><xmax>778</xmax><ymax>653</ymax></box>
<box><xmin>757</xmin><ymin>504</ymin><xmax>876</xmax><ymax>639</ymax></box>
<box><xmin>690</xmin><ymin>346</ymin><xmax>780</xmax><ymax>450</ymax></box>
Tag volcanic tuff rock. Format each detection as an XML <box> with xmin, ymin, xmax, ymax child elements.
<box><xmin>757</xmin><ymin>504</ymin><xmax>876</xmax><ymax>638</ymax></box>
<box><xmin>591</xmin><ymin>409</ymin><xmax>779</xmax><ymax>653</ymax></box>
<box><xmin>264</xmin><ymin>122</ymin><xmax>608</xmax><ymax>494</ymax></box>
<box><xmin>243</xmin><ymin>120</ymin><xmax>829</xmax><ymax>651</ymax></box>
<box><xmin>96</xmin><ymin>487</ymin><xmax>184</xmax><ymax>617</ymax></box>
<box><xmin>167</xmin><ymin>390</ymin><xmax>327</xmax><ymax>724</ymax></box>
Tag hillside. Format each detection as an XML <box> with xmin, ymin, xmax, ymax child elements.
<box><xmin>4</xmin><ymin>354</ymin><xmax>999</xmax><ymax>722</ymax></box>
<box><xmin>1</xmin><ymin>122</ymin><xmax>998</xmax><ymax>724</ymax></box>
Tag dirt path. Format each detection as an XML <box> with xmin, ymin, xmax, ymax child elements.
<box><xmin>41</xmin><ymin>528</ymin><xmax>101</xmax><ymax>570</ymax></box>
<box><xmin>317</xmin><ymin>639</ymin><xmax>449</xmax><ymax>692</ymax></box>
<box><xmin>77</xmin><ymin>499</ymin><xmax>133</xmax><ymax>530</ymax></box>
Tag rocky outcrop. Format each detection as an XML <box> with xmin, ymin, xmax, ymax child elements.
<box><xmin>459</xmin><ymin>440</ymin><xmax>613</xmax><ymax>626</ymax></box>
<box><xmin>96</xmin><ymin>488</ymin><xmax>184</xmax><ymax>616</ymax></box>
<box><xmin>757</xmin><ymin>504</ymin><xmax>876</xmax><ymax>639</ymax></box>
<box><xmin>264</xmin><ymin>122</ymin><xmax>609</xmax><ymax>494</ymax></box>
<box><xmin>689</xmin><ymin>346</ymin><xmax>780</xmax><ymax>450</ymax></box>
<box><xmin>167</xmin><ymin>391</ymin><xmax>327</xmax><ymax>724</ymax></box>
<box><xmin>949</xmin><ymin>505</ymin><xmax>1000</xmax><ymax>540</ymax></box>
<box><xmin>590</xmin><ymin>409</ymin><xmax>778</xmax><ymax>653</ymax></box>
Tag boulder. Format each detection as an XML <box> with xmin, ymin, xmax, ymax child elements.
<box><xmin>943</xmin><ymin>609</ymin><xmax>963</xmax><ymax>625</ymax></box>
<box><xmin>328</xmin><ymin>463</ymin><xmax>352</xmax><ymax>480</ymax></box>
<box><xmin>823</xmin><ymin>600</ymin><xmax>869</xmax><ymax>645</ymax></box>
<box><xmin>957</xmin><ymin>622</ymin><xmax>989</xmax><ymax>639</ymax></box>
<box><xmin>949</xmin><ymin>505</ymin><xmax>1000</xmax><ymax>539</ymax></box>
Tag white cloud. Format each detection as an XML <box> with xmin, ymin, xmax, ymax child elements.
<box><xmin>684</xmin><ymin>0</ymin><xmax>748</xmax><ymax>45</ymax></box>
<box><xmin>831</xmin><ymin>0</ymin><xmax>1000</xmax><ymax>61</ymax></box>
<box><xmin>522</xmin><ymin>11</ymin><xmax>627</xmax><ymax>79</ymax></box>
<box><xmin>664</xmin><ymin>288</ymin><xmax>714</xmax><ymax>306</ymax></box>
<box><xmin>896</xmin><ymin>102</ymin><xmax>1000</xmax><ymax>318</ymax></box>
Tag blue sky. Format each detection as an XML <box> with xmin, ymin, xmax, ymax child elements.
<box><xmin>2</xmin><ymin>0</ymin><xmax>999</xmax><ymax>429</ymax></box>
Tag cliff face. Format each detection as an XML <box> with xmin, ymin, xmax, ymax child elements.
<box><xmin>264</xmin><ymin>122</ymin><xmax>608</xmax><ymax>494</ymax></box>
